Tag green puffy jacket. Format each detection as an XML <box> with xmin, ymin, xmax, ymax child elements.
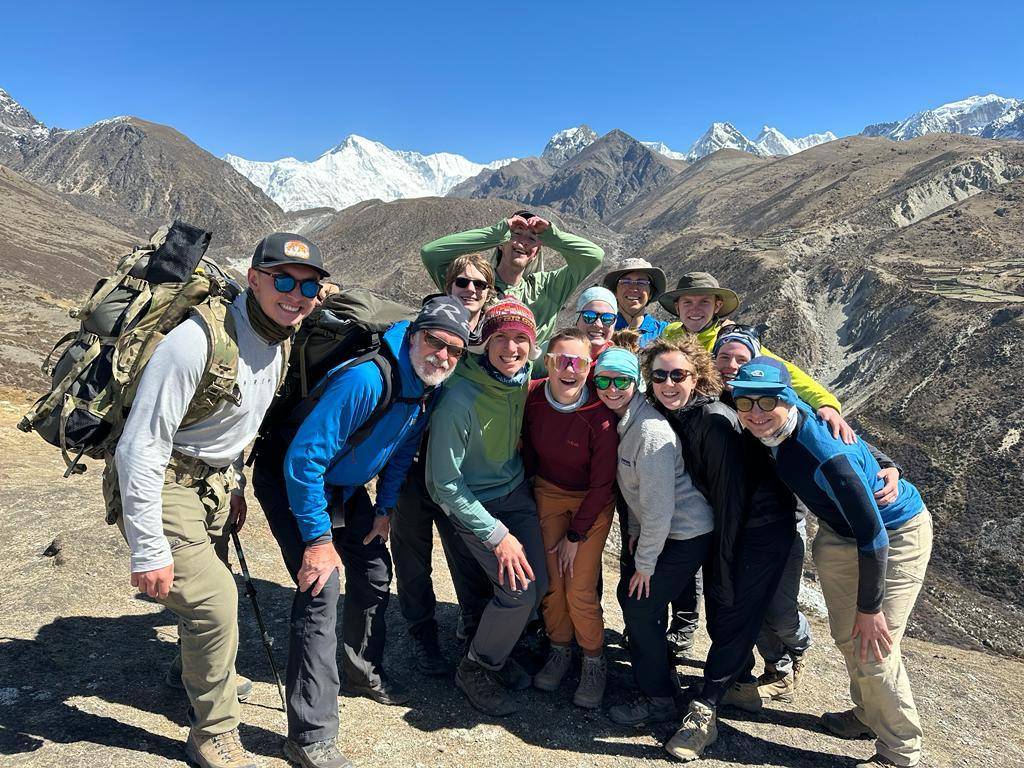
<box><xmin>425</xmin><ymin>354</ymin><xmax>531</xmax><ymax>547</ymax></box>
<box><xmin>420</xmin><ymin>219</ymin><xmax>603</xmax><ymax>345</ymax></box>
<box><xmin>663</xmin><ymin>319</ymin><xmax>842</xmax><ymax>413</ymax></box>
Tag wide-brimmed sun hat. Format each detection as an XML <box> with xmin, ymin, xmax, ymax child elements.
<box><xmin>657</xmin><ymin>271</ymin><xmax>740</xmax><ymax>317</ymax></box>
<box><xmin>602</xmin><ymin>258</ymin><xmax>667</xmax><ymax>305</ymax></box>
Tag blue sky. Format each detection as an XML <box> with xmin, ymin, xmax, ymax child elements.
<box><xmin>3</xmin><ymin>0</ymin><xmax>1023</xmax><ymax>162</ymax></box>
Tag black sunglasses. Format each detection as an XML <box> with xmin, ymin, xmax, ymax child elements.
<box><xmin>734</xmin><ymin>395</ymin><xmax>780</xmax><ymax>412</ymax></box>
<box><xmin>650</xmin><ymin>368</ymin><xmax>696</xmax><ymax>384</ymax></box>
<box><xmin>453</xmin><ymin>276</ymin><xmax>491</xmax><ymax>292</ymax></box>
<box><xmin>578</xmin><ymin>310</ymin><xmax>617</xmax><ymax>326</ymax></box>
<box><xmin>255</xmin><ymin>268</ymin><xmax>321</xmax><ymax>299</ymax></box>
<box><xmin>594</xmin><ymin>374</ymin><xmax>634</xmax><ymax>391</ymax></box>
<box><xmin>422</xmin><ymin>331</ymin><xmax>466</xmax><ymax>359</ymax></box>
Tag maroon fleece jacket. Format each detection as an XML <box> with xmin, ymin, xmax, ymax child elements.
<box><xmin>522</xmin><ymin>379</ymin><xmax>619</xmax><ymax>537</ymax></box>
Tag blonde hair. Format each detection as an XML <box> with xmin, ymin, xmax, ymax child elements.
<box><xmin>611</xmin><ymin>328</ymin><xmax>641</xmax><ymax>353</ymax></box>
<box><xmin>642</xmin><ymin>336</ymin><xmax>723</xmax><ymax>398</ymax></box>
<box><xmin>444</xmin><ymin>253</ymin><xmax>495</xmax><ymax>294</ymax></box>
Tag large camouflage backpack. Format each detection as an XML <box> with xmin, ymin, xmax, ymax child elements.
<box><xmin>19</xmin><ymin>221</ymin><xmax>247</xmax><ymax>476</ymax></box>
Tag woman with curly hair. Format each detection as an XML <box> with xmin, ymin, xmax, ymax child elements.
<box><xmin>640</xmin><ymin>337</ymin><xmax>800</xmax><ymax>763</ymax></box>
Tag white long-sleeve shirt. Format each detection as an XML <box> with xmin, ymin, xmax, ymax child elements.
<box><xmin>115</xmin><ymin>294</ymin><xmax>285</xmax><ymax>572</ymax></box>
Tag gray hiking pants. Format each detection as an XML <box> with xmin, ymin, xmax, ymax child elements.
<box><xmin>451</xmin><ymin>481</ymin><xmax>548</xmax><ymax>671</ymax></box>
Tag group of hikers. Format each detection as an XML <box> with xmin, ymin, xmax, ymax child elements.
<box><xmin>97</xmin><ymin>212</ymin><xmax>932</xmax><ymax>768</ymax></box>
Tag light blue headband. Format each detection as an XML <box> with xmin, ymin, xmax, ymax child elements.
<box><xmin>576</xmin><ymin>286</ymin><xmax>618</xmax><ymax>314</ymax></box>
<box><xmin>594</xmin><ymin>346</ymin><xmax>639</xmax><ymax>380</ymax></box>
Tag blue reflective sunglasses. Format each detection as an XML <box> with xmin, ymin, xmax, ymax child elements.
<box><xmin>255</xmin><ymin>268</ymin><xmax>321</xmax><ymax>299</ymax></box>
<box><xmin>578</xmin><ymin>310</ymin><xmax>617</xmax><ymax>326</ymax></box>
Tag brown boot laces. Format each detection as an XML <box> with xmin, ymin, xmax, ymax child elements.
<box><xmin>210</xmin><ymin>730</ymin><xmax>247</xmax><ymax>763</ymax></box>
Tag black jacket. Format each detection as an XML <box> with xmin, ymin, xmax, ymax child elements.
<box><xmin>663</xmin><ymin>395</ymin><xmax>798</xmax><ymax>606</ymax></box>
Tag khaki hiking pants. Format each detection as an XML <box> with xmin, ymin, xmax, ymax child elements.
<box><xmin>812</xmin><ymin>508</ymin><xmax>933</xmax><ymax>768</ymax></box>
<box><xmin>104</xmin><ymin>454</ymin><xmax>239</xmax><ymax>738</ymax></box>
<box><xmin>535</xmin><ymin>477</ymin><xmax>614</xmax><ymax>655</ymax></box>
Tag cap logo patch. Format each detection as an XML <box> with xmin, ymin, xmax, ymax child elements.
<box><xmin>751</xmin><ymin>369</ymin><xmax>765</xmax><ymax>377</ymax></box>
<box><xmin>284</xmin><ymin>240</ymin><xmax>310</xmax><ymax>259</ymax></box>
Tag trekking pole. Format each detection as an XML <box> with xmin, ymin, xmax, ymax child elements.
<box><xmin>231</xmin><ymin>531</ymin><xmax>287</xmax><ymax>711</ymax></box>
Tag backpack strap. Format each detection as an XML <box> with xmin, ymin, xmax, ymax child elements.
<box><xmin>184</xmin><ymin>296</ymin><xmax>241</xmax><ymax>427</ymax></box>
<box><xmin>72</xmin><ymin>247</ymin><xmax>151</xmax><ymax>323</ymax></box>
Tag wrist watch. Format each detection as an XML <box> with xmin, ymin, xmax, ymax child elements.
<box><xmin>566</xmin><ymin>530</ymin><xmax>584</xmax><ymax>543</ymax></box>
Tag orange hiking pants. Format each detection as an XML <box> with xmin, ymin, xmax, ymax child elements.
<box><xmin>534</xmin><ymin>477</ymin><xmax>614</xmax><ymax>654</ymax></box>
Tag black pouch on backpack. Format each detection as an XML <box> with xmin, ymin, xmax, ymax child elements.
<box><xmin>144</xmin><ymin>221</ymin><xmax>212</xmax><ymax>284</ymax></box>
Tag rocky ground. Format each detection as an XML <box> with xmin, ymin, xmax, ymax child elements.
<box><xmin>1</xmin><ymin>391</ymin><xmax>1022</xmax><ymax>768</ymax></box>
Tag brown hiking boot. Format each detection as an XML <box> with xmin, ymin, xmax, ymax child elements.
<box><xmin>757</xmin><ymin>667</ymin><xmax>796</xmax><ymax>703</ymax></box>
<box><xmin>572</xmin><ymin>654</ymin><xmax>607</xmax><ymax>709</ymax></box>
<box><xmin>165</xmin><ymin>655</ymin><xmax>252</xmax><ymax>702</ymax></box>
<box><xmin>720</xmin><ymin>681</ymin><xmax>763</xmax><ymax>713</ymax></box>
<box><xmin>792</xmin><ymin>653</ymin><xmax>807</xmax><ymax>690</ymax></box>
<box><xmin>821</xmin><ymin>708</ymin><xmax>876</xmax><ymax>740</ymax></box>
<box><xmin>185</xmin><ymin>728</ymin><xmax>257</xmax><ymax>768</ymax></box>
<box><xmin>664</xmin><ymin>700</ymin><xmax>718</xmax><ymax>762</ymax></box>
<box><xmin>456</xmin><ymin>656</ymin><xmax>517</xmax><ymax>716</ymax></box>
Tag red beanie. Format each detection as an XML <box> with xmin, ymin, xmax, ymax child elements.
<box><xmin>479</xmin><ymin>297</ymin><xmax>537</xmax><ymax>349</ymax></box>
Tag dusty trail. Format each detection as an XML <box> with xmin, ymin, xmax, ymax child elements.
<box><xmin>1</xmin><ymin>391</ymin><xmax>1021</xmax><ymax>768</ymax></box>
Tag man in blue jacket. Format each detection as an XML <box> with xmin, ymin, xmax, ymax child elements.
<box><xmin>253</xmin><ymin>296</ymin><xmax>470</xmax><ymax>768</ymax></box>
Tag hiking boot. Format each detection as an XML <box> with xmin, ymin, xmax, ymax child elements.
<box><xmin>608</xmin><ymin>694</ymin><xmax>677</xmax><ymax>726</ymax></box>
<box><xmin>720</xmin><ymin>681</ymin><xmax>763</xmax><ymax>713</ymax></box>
<box><xmin>343</xmin><ymin>676</ymin><xmax>410</xmax><ymax>706</ymax></box>
<box><xmin>855</xmin><ymin>756</ymin><xmax>900</xmax><ymax>768</ymax></box>
<box><xmin>792</xmin><ymin>653</ymin><xmax>806</xmax><ymax>690</ymax></box>
<box><xmin>411</xmin><ymin>634</ymin><xmax>452</xmax><ymax>677</ymax></box>
<box><xmin>756</xmin><ymin>667</ymin><xmax>796</xmax><ymax>703</ymax></box>
<box><xmin>283</xmin><ymin>736</ymin><xmax>354</xmax><ymax>768</ymax></box>
<box><xmin>666</xmin><ymin>630</ymin><xmax>694</xmax><ymax>660</ymax></box>
<box><xmin>455</xmin><ymin>656</ymin><xmax>517</xmax><ymax>717</ymax></box>
<box><xmin>496</xmin><ymin>656</ymin><xmax>531</xmax><ymax>691</ymax></box>
<box><xmin>821</xmin><ymin>708</ymin><xmax>876</xmax><ymax>740</ymax></box>
<box><xmin>533</xmin><ymin>645</ymin><xmax>573</xmax><ymax>692</ymax></box>
<box><xmin>166</xmin><ymin>655</ymin><xmax>252</xmax><ymax>702</ymax></box>
<box><xmin>664</xmin><ymin>700</ymin><xmax>718</xmax><ymax>762</ymax></box>
<box><xmin>572</xmin><ymin>654</ymin><xmax>607</xmax><ymax>709</ymax></box>
<box><xmin>185</xmin><ymin>728</ymin><xmax>256</xmax><ymax>768</ymax></box>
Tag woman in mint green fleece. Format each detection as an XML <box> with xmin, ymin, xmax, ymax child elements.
<box><xmin>421</xmin><ymin>211</ymin><xmax>604</xmax><ymax>346</ymax></box>
<box><xmin>425</xmin><ymin>298</ymin><xmax>549</xmax><ymax>718</ymax></box>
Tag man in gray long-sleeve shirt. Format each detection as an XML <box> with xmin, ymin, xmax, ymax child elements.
<box><xmin>103</xmin><ymin>233</ymin><xmax>326</xmax><ymax>768</ymax></box>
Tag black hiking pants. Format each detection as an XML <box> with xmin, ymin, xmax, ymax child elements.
<box><xmin>391</xmin><ymin>457</ymin><xmax>492</xmax><ymax>643</ymax></box>
<box><xmin>700</xmin><ymin>517</ymin><xmax>794</xmax><ymax>705</ymax></box>
<box><xmin>253</xmin><ymin>463</ymin><xmax>391</xmax><ymax>745</ymax></box>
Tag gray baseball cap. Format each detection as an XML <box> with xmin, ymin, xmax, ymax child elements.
<box><xmin>251</xmin><ymin>232</ymin><xmax>329</xmax><ymax>277</ymax></box>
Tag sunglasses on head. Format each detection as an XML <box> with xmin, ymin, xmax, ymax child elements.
<box><xmin>255</xmin><ymin>268</ymin><xmax>321</xmax><ymax>299</ymax></box>
<box><xmin>422</xmin><ymin>331</ymin><xmax>466</xmax><ymax>359</ymax></box>
<box><xmin>545</xmin><ymin>352</ymin><xmax>591</xmax><ymax>374</ymax></box>
<box><xmin>617</xmin><ymin>277</ymin><xmax>652</xmax><ymax>288</ymax></box>
<box><xmin>594</xmin><ymin>374</ymin><xmax>634</xmax><ymax>391</ymax></box>
<box><xmin>578</xmin><ymin>310</ymin><xmax>617</xmax><ymax>326</ymax></box>
<box><xmin>734</xmin><ymin>395</ymin><xmax>780</xmax><ymax>412</ymax></box>
<box><xmin>650</xmin><ymin>368</ymin><xmax>696</xmax><ymax>384</ymax></box>
<box><xmin>453</xmin><ymin>276</ymin><xmax>490</xmax><ymax>292</ymax></box>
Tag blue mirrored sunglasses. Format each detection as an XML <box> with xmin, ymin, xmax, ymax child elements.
<box><xmin>256</xmin><ymin>268</ymin><xmax>321</xmax><ymax>299</ymax></box>
<box><xmin>578</xmin><ymin>310</ymin><xmax>617</xmax><ymax>326</ymax></box>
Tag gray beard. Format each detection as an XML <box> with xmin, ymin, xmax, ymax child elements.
<box><xmin>410</xmin><ymin>337</ymin><xmax>456</xmax><ymax>387</ymax></box>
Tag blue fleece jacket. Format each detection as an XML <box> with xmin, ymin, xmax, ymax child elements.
<box><xmin>771</xmin><ymin>402</ymin><xmax>924</xmax><ymax>613</ymax></box>
<box><xmin>284</xmin><ymin>321</ymin><xmax>432</xmax><ymax>542</ymax></box>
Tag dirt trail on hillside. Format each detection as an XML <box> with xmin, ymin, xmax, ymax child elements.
<box><xmin>1</xmin><ymin>390</ymin><xmax>1021</xmax><ymax>768</ymax></box>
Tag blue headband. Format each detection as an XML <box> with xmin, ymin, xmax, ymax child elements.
<box><xmin>594</xmin><ymin>346</ymin><xmax>640</xmax><ymax>380</ymax></box>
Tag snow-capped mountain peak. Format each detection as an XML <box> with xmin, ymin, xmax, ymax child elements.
<box><xmin>226</xmin><ymin>136</ymin><xmax>515</xmax><ymax>212</ymax></box>
<box><xmin>874</xmin><ymin>94</ymin><xmax>1022</xmax><ymax>141</ymax></box>
<box><xmin>0</xmin><ymin>87</ymin><xmax>50</xmax><ymax>140</ymax></box>
<box><xmin>541</xmin><ymin>125</ymin><xmax>598</xmax><ymax>166</ymax></box>
<box><xmin>753</xmin><ymin>125</ymin><xmax>798</xmax><ymax>157</ymax></box>
<box><xmin>686</xmin><ymin>122</ymin><xmax>762</xmax><ymax>161</ymax></box>
<box><xmin>641</xmin><ymin>141</ymin><xmax>687</xmax><ymax>161</ymax></box>
<box><xmin>981</xmin><ymin>102</ymin><xmax>1024</xmax><ymax>140</ymax></box>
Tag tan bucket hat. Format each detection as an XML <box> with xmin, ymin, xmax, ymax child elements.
<box><xmin>658</xmin><ymin>272</ymin><xmax>740</xmax><ymax>317</ymax></box>
<box><xmin>601</xmin><ymin>258</ymin><xmax>667</xmax><ymax>304</ymax></box>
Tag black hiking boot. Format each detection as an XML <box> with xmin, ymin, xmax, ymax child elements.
<box><xmin>608</xmin><ymin>693</ymin><xmax>678</xmax><ymax>726</ymax></box>
<box><xmin>343</xmin><ymin>675</ymin><xmax>410</xmax><ymax>706</ymax></box>
<box><xmin>455</xmin><ymin>656</ymin><xmax>517</xmax><ymax>717</ymax></box>
<box><xmin>283</xmin><ymin>737</ymin><xmax>354</xmax><ymax>768</ymax></box>
<box><xmin>411</xmin><ymin>634</ymin><xmax>453</xmax><ymax>676</ymax></box>
<box><xmin>496</xmin><ymin>656</ymin><xmax>531</xmax><ymax>691</ymax></box>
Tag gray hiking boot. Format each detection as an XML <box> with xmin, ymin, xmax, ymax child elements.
<box><xmin>283</xmin><ymin>737</ymin><xmax>354</xmax><ymax>768</ymax></box>
<box><xmin>185</xmin><ymin>728</ymin><xmax>256</xmax><ymax>768</ymax></box>
<box><xmin>666</xmin><ymin>630</ymin><xmax>694</xmax><ymax>660</ymax></box>
<box><xmin>664</xmin><ymin>700</ymin><xmax>718</xmax><ymax>762</ymax></box>
<box><xmin>572</xmin><ymin>654</ymin><xmax>607</xmax><ymax>709</ymax></box>
<box><xmin>533</xmin><ymin>645</ymin><xmax>573</xmax><ymax>691</ymax></box>
<box><xmin>720</xmin><ymin>681</ymin><xmax>763</xmax><ymax>713</ymax></box>
<box><xmin>821</xmin><ymin>708</ymin><xmax>876</xmax><ymax>740</ymax></box>
<box><xmin>456</xmin><ymin>656</ymin><xmax>517</xmax><ymax>717</ymax></box>
<box><xmin>608</xmin><ymin>693</ymin><xmax>677</xmax><ymax>726</ymax></box>
<box><xmin>166</xmin><ymin>654</ymin><xmax>252</xmax><ymax>702</ymax></box>
<box><xmin>496</xmin><ymin>656</ymin><xmax>531</xmax><ymax>691</ymax></box>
